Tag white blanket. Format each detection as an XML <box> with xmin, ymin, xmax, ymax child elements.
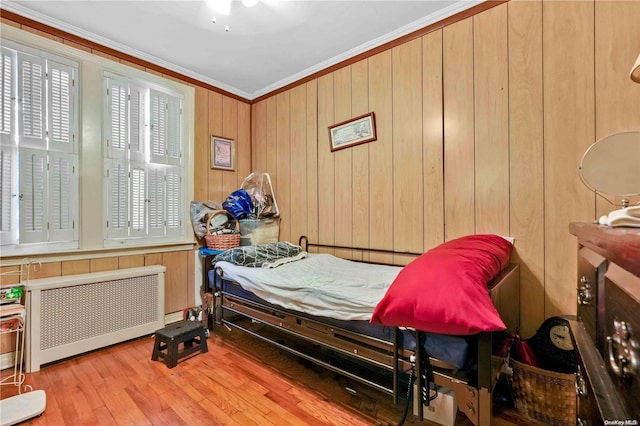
<box><xmin>216</xmin><ymin>253</ymin><xmax>402</xmax><ymax>321</ymax></box>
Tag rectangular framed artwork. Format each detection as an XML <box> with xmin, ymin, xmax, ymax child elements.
<box><xmin>211</xmin><ymin>136</ymin><xmax>235</xmax><ymax>171</ymax></box>
<box><xmin>328</xmin><ymin>112</ymin><xmax>377</xmax><ymax>152</ymax></box>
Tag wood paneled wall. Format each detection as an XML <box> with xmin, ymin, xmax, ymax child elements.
<box><xmin>194</xmin><ymin>90</ymin><xmax>251</xmax><ymax>203</ymax></box>
<box><xmin>3</xmin><ymin>1</ymin><xmax>640</xmax><ymax>335</ymax></box>
<box><xmin>250</xmin><ymin>0</ymin><xmax>640</xmax><ymax>337</ymax></box>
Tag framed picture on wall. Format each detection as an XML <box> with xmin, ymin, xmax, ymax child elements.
<box><xmin>211</xmin><ymin>136</ymin><xmax>235</xmax><ymax>171</ymax></box>
<box><xmin>328</xmin><ymin>112</ymin><xmax>377</xmax><ymax>152</ymax></box>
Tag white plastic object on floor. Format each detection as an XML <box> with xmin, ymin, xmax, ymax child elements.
<box><xmin>0</xmin><ymin>390</ymin><xmax>46</xmax><ymax>426</ymax></box>
<box><xmin>413</xmin><ymin>386</ymin><xmax>457</xmax><ymax>426</ymax></box>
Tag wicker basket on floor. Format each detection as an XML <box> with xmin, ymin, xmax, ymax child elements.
<box><xmin>510</xmin><ymin>358</ymin><xmax>576</xmax><ymax>426</ymax></box>
<box><xmin>204</xmin><ymin>210</ymin><xmax>240</xmax><ymax>250</ymax></box>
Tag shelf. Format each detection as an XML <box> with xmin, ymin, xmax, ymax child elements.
<box><xmin>0</xmin><ymin>305</ymin><xmax>24</xmax><ymax>334</ymax></box>
<box><xmin>0</xmin><ymin>304</ymin><xmax>25</xmax><ymax>318</ymax></box>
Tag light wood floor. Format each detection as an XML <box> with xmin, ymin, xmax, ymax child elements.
<box><xmin>1</xmin><ymin>324</ymin><xmax>533</xmax><ymax>425</ymax></box>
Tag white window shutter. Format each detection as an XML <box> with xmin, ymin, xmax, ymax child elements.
<box><xmin>0</xmin><ymin>146</ymin><xmax>17</xmax><ymax>245</ymax></box>
<box><xmin>130</xmin><ymin>162</ymin><xmax>146</xmax><ymax>237</ymax></box>
<box><xmin>165</xmin><ymin>166</ymin><xmax>181</xmax><ymax>237</ymax></box>
<box><xmin>129</xmin><ymin>84</ymin><xmax>146</xmax><ymax>163</ymax></box>
<box><xmin>102</xmin><ymin>76</ymin><xmax>185</xmax><ymax>244</ymax></box>
<box><xmin>48</xmin><ymin>61</ymin><xmax>75</xmax><ymax>153</ymax></box>
<box><xmin>149</xmin><ymin>90</ymin><xmax>167</xmax><ymax>164</ymax></box>
<box><xmin>147</xmin><ymin>164</ymin><xmax>165</xmax><ymax>237</ymax></box>
<box><xmin>18</xmin><ymin>53</ymin><xmax>46</xmax><ymax>149</ymax></box>
<box><xmin>19</xmin><ymin>148</ymin><xmax>47</xmax><ymax>243</ymax></box>
<box><xmin>49</xmin><ymin>152</ymin><xmax>76</xmax><ymax>242</ymax></box>
<box><xmin>105</xmin><ymin>77</ymin><xmax>128</xmax><ymax>160</ymax></box>
<box><xmin>166</xmin><ymin>96</ymin><xmax>182</xmax><ymax>166</ymax></box>
<box><xmin>105</xmin><ymin>158</ymin><xmax>128</xmax><ymax>239</ymax></box>
<box><xmin>1</xmin><ymin>48</ymin><xmax>15</xmax><ymax>145</ymax></box>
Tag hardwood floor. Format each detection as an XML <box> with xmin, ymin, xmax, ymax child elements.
<box><xmin>1</xmin><ymin>324</ymin><xmax>532</xmax><ymax>425</ymax></box>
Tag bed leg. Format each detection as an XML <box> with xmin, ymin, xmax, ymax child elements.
<box><xmin>478</xmin><ymin>387</ymin><xmax>492</xmax><ymax>426</ymax></box>
<box><xmin>199</xmin><ymin>290</ymin><xmax>214</xmax><ymax>329</ymax></box>
<box><xmin>414</xmin><ymin>330</ymin><xmax>424</xmax><ymax>421</ymax></box>
<box><xmin>213</xmin><ymin>269</ymin><xmax>223</xmax><ymax>325</ymax></box>
<box><xmin>393</xmin><ymin>327</ymin><xmax>399</xmax><ymax>405</ymax></box>
<box><xmin>477</xmin><ymin>333</ymin><xmax>493</xmax><ymax>390</ymax></box>
<box><xmin>477</xmin><ymin>332</ymin><xmax>493</xmax><ymax>426</ymax></box>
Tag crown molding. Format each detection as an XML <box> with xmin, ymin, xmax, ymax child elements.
<box><xmin>1</xmin><ymin>2</ymin><xmax>253</xmax><ymax>99</ymax></box>
<box><xmin>249</xmin><ymin>0</ymin><xmax>483</xmax><ymax>99</ymax></box>
<box><xmin>3</xmin><ymin>0</ymin><xmax>485</xmax><ymax>101</ymax></box>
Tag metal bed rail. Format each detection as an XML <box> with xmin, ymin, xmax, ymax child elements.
<box><xmin>208</xmin><ymin>238</ymin><xmax>519</xmax><ymax>426</ymax></box>
<box><xmin>220</xmin><ymin>289</ymin><xmax>401</xmax><ymax>398</ymax></box>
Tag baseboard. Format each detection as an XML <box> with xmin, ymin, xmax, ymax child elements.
<box><xmin>1</xmin><ymin>313</ymin><xmax>181</xmax><ymax>370</ymax></box>
<box><xmin>164</xmin><ymin>311</ymin><xmax>184</xmax><ymax>325</ymax></box>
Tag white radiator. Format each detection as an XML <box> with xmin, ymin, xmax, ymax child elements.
<box><xmin>25</xmin><ymin>265</ymin><xmax>165</xmax><ymax>372</ymax></box>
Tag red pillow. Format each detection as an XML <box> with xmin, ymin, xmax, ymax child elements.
<box><xmin>370</xmin><ymin>234</ymin><xmax>513</xmax><ymax>335</ymax></box>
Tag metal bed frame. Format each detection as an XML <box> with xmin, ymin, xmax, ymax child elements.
<box><xmin>206</xmin><ymin>237</ymin><xmax>520</xmax><ymax>426</ymax></box>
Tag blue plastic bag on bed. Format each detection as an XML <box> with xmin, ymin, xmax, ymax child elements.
<box><xmin>222</xmin><ymin>189</ymin><xmax>254</xmax><ymax>219</ymax></box>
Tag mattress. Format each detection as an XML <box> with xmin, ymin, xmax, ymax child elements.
<box><xmin>213</xmin><ymin>253</ymin><xmax>400</xmax><ymax>320</ymax></box>
<box><xmin>209</xmin><ymin>254</ymin><xmax>472</xmax><ymax>368</ymax></box>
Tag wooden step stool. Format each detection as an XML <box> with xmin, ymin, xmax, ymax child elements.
<box><xmin>151</xmin><ymin>320</ymin><xmax>208</xmax><ymax>368</ymax></box>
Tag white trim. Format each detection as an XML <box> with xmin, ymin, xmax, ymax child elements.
<box><xmin>1</xmin><ymin>25</ymin><xmax>194</xmax><ymax>98</ymax></box>
<box><xmin>2</xmin><ymin>3</ymin><xmax>249</xmax><ymax>97</ymax></box>
<box><xmin>1</xmin><ymin>23</ymin><xmax>195</xmax><ymax>257</ymax></box>
<box><xmin>2</xmin><ymin>39</ymin><xmax>80</xmax><ymax>69</ymax></box>
<box><xmin>164</xmin><ymin>311</ymin><xmax>185</xmax><ymax>325</ymax></box>
<box><xmin>251</xmin><ymin>0</ymin><xmax>483</xmax><ymax>98</ymax></box>
<box><xmin>24</xmin><ymin>265</ymin><xmax>166</xmax><ymax>291</ymax></box>
<box><xmin>0</xmin><ymin>242</ymin><xmax>196</xmax><ymax>267</ymax></box>
<box><xmin>4</xmin><ymin>0</ymin><xmax>483</xmax><ymax>100</ymax></box>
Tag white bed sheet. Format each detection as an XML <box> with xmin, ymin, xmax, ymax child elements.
<box><xmin>215</xmin><ymin>253</ymin><xmax>402</xmax><ymax>321</ymax></box>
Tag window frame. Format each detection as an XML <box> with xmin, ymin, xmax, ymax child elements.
<box><xmin>1</xmin><ymin>40</ymin><xmax>80</xmax><ymax>252</ymax></box>
<box><xmin>102</xmin><ymin>71</ymin><xmax>186</xmax><ymax>247</ymax></box>
<box><xmin>0</xmin><ymin>25</ymin><xmax>195</xmax><ymax>257</ymax></box>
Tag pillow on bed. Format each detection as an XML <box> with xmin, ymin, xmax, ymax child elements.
<box><xmin>370</xmin><ymin>234</ymin><xmax>513</xmax><ymax>335</ymax></box>
<box><xmin>213</xmin><ymin>241</ymin><xmax>307</xmax><ymax>268</ymax></box>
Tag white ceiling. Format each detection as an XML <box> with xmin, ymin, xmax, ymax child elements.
<box><xmin>2</xmin><ymin>0</ymin><xmax>482</xmax><ymax>100</ymax></box>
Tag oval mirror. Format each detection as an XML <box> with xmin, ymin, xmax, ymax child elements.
<box><xmin>579</xmin><ymin>131</ymin><xmax>640</xmax><ymax>196</ymax></box>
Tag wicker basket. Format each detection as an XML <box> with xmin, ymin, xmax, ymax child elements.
<box><xmin>510</xmin><ymin>358</ymin><xmax>576</xmax><ymax>426</ymax></box>
<box><xmin>204</xmin><ymin>210</ymin><xmax>241</xmax><ymax>250</ymax></box>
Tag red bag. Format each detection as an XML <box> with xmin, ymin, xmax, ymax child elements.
<box><xmin>512</xmin><ymin>334</ymin><xmax>539</xmax><ymax>367</ymax></box>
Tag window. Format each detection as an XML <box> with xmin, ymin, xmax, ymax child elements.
<box><xmin>103</xmin><ymin>73</ymin><xmax>184</xmax><ymax>243</ymax></box>
<box><xmin>1</xmin><ymin>27</ymin><xmax>193</xmax><ymax>256</ymax></box>
<box><xmin>0</xmin><ymin>43</ymin><xmax>78</xmax><ymax>248</ymax></box>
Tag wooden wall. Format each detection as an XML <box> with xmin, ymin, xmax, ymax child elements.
<box><xmin>194</xmin><ymin>89</ymin><xmax>251</xmax><ymax>203</ymax></box>
<box><xmin>251</xmin><ymin>0</ymin><xmax>640</xmax><ymax>337</ymax></box>
<box><xmin>3</xmin><ymin>1</ymin><xmax>640</xmax><ymax>338</ymax></box>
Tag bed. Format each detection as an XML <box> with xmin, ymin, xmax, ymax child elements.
<box><xmin>203</xmin><ymin>235</ymin><xmax>520</xmax><ymax>426</ymax></box>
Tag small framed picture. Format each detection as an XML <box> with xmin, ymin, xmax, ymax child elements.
<box><xmin>211</xmin><ymin>136</ymin><xmax>235</xmax><ymax>171</ymax></box>
<box><xmin>328</xmin><ymin>112</ymin><xmax>377</xmax><ymax>152</ymax></box>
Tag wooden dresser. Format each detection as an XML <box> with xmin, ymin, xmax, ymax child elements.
<box><xmin>569</xmin><ymin>222</ymin><xmax>640</xmax><ymax>425</ymax></box>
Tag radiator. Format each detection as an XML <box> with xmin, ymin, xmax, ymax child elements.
<box><xmin>25</xmin><ymin>265</ymin><xmax>165</xmax><ymax>372</ymax></box>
